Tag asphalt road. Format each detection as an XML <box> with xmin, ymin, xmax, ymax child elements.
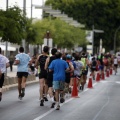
<box><xmin>1</xmin><ymin>68</ymin><xmax>120</xmax><ymax>120</ymax></box>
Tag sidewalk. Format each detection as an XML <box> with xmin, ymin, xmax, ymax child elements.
<box><xmin>3</xmin><ymin>66</ymin><xmax>39</xmax><ymax>92</ymax></box>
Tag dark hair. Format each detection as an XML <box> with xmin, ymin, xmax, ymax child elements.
<box><xmin>0</xmin><ymin>47</ymin><xmax>1</xmax><ymax>54</ymax></box>
<box><xmin>51</xmin><ymin>48</ymin><xmax>57</xmax><ymax>55</ymax></box>
<box><xmin>19</xmin><ymin>47</ymin><xmax>24</xmax><ymax>53</ymax></box>
<box><xmin>43</xmin><ymin>46</ymin><xmax>49</xmax><ymax>53</ymax></box>
<box><xmin>75</xmin><ymin>55</ymin><xmax>80</xmax><ymax>60</ymax></box>
<box><xmin>55</xmin><ymin>52</ymin><xmax>62</xmax><ymax>59</ymax></box>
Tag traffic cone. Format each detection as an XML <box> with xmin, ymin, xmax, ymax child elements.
<box><xmin>71</xmin><ymin>77</ymin><xmax>79</xmax><ymax>98</ymax></box>
<box><xmin>110</xmin><ymin>68</ymin><xmax>113</xmax><ymax>75</ymax></box>
<box><xmin>101</xmin><ymin>72</ymin><xmax>105</xmax><ymax>80</ymax></box>
<box><xmin>87</xmin><ymin>76</ymin><xmax>93</xmax><ymax>88</ymax></box>
<box><xmin>106</xmin><ymin>69</ymin><xmax>109</xmax><ymax>77</ymax></box>
<box><xmin>96</xmin><ymin>72</ymin><xmax>100</xmax><ymax>82</ymax></box>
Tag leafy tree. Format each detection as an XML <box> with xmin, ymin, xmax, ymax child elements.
<box><xmin>0</xmin><ymin>6</ymin><xmax>27</xmax><ymax>44</ymax></box>
<box><xmin>46</xmin><ymin>0</ymin><xmax>120</xmax><ymax>52</ymax></box>
<box><xmin>32</xmin><ymin>18</ymin><xmax>86</xmax><ymax>49</ymax></box>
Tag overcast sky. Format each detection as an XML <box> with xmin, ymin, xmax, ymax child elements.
<box><xmin>0</xmin><ymin>0</ymin><xmax>46</xmax><ymax>19</ymax></box>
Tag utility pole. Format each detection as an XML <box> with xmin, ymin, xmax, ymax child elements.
<box><xmin>92</xmin><ymin>25</ymin><xmax>94</xmax><ymax>54</ymax></box>
<box><xmin>31</xmin><ymin>0</ymin><xmax>32</xmax><ymax>19</ymax></box>
<box><xmin>5</xmin><ymin>0</ymin><xmax>8</xmax><ymax>57</ymax></box>
<box><xmin>5</xmin><ymin>0</ymin><xmax>8</xmax><ymax>76</ymax></box>
<box><xmin>22</xmin><ymin>0</ymin><xmax>26</xmax><ymax>52</ymax></box>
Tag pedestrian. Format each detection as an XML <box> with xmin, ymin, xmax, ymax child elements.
<box><xmin>9</xmin><ymin>53</ymin><xmax>15</xmax><ymax>72</ymax></box>
<box><xmin>49</xmin><ymin>52</ymin><xmax>69</xmax><ymax>110</ymax></box>
<box><xmin>35</xmin><ymin>46</ymin><xmax>49</xmax><ymax>106</ymax></box>
<box><xmin>0</xmin><ymin>47</ymin><xmax>10</xmax><ymax>101</ymax></box>
<box><xmin>44</xmin><ymin>48</ymin><xmax>57</xmax><ymax>107</ymax></box>
<box><xmin>14</xmin><ymin>47</ymin><xmax>32</xmax><ymax>100</ymax></box>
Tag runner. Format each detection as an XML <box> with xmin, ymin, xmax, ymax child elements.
<box><xmin>113</xmin><ymin>56</ymin><xmax>118</xmax><ymax>75</ymax></box>
<box><xmin>74</xmin><ymin>55</ymin><xmax>84</xmax><ymax>91</ymax></box>
<box><xmin>14</xmin><ymin>47</ymin><xmax>31</xmax><ymax>100</ymax></box>
<box><xmin>49</xmin><ymin>52</ymin><xmax>69</xmax><ymax>110</ymax></box>
<box><xmin>97</xmin><ymin>53</ymin><xmax>104</xmax><ymax>78</ymax></box>
<box><xmin>90</xmin><ymin>57</ymin><xmax>97</xmax><ymax>80</ymax></box>
<box><xmin>0</xmin><ymin>47</ymin><xmax>10</xmax><ymax>101</ymax></box>
<box><xmin>64</xmin><ymin>54</ymin><xmax>74</xmax><ymax>97</ymax></box>
<box><xmin>35</xmin><ymin>46</ymin><xmax>49</xmax><ymax>106</ymax></box>
<box><xmin>117</xmin><ymin>54</ymin><xmax>120</xmax><ymax>67</ymax></box>
<box><xmin>44</xmin><ymin>48</ymin><xmax>57</xmax><ymax>107</ymax></box>
<box><xmin>81</xmin><ymin>52</ymin><xmax>89</xmax><ymax>90</ymax></box>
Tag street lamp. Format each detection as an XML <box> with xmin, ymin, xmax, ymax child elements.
<box><xmin>114</xmin><ymin>26</ymin><xmax>120</xmax><ymax>53</ymax></box>
<box><xmin>92</xmin><ymin>25</ymin><xmax>104</xmax><ymax>54</ymax></box>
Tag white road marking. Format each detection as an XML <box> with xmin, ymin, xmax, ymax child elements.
<box><xmin>33</xmin><ymin>82</ymin><xmax>97</xmax><ymax>120</ymax></box>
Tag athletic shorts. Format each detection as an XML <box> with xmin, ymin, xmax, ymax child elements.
<box><xmin>17</xmin><ymin>72</ymin><xmax>28</xmax><ymax>78</ymax></box>
<box><xmin>82</xmin><ymin>70</ymin><xmax>88</xmax><ymax>75</ymax></box>
<box><xmin>0</xmin><ymin>73</ymin><xmax>4</xmax><ymax>88</ymax></box>
<box><xmin>91</xmin><ymin>68</ymin><xmax>96</xmax><ymax>72</ymax></box>
<box><xmin>114</xmin><ymin>64</ymin><xmax>118</xmax><ymax>67</ymax></box>
<box><xmin>53</xmin><ymin>81</ymin><xmax>65</xmax><ymax>90</ymax></box>
<box><xmin>99</xmin><ymin>65</ymin><xmax>104</xmax><ymax>71</ymax></box>
<box><xmin>65</xmin><ymin>73</ymin><xmax>70</xmax><ymax>84</ymax></box>
<box><xmin>39</xmin><ymin>70</ymin><xmax>47</xmax><ymax>79</ymax></box>
<box><xmin>47</xmin><ymin>72</ymin><xmax>53</xmax><ymax>87</ymax></box>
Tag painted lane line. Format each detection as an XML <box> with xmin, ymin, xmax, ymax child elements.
<box><xmin>33</xmin><ymin>82</ymin><xmax>97</xmax><ymax>120</ymax></box>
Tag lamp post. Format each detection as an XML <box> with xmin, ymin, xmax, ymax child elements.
<box><xmin>46</xmin><ymin>31</ymin><xmax>50</xmax><ymax>46</ymax></box>
<box><xmin>114</xmin><ymin>26</ymin><xmax>120</xmax><ymax>53</ymax></box>
<box><xmin>92</xmin><ymin>25</ymin><xmax>104</xmax><ymax>54</ymax></box>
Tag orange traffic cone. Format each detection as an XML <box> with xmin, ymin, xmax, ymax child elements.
<box><xmin>71</xmin><ymin>77</ymin><xmax>79</xmax><ymax>98</ymax></box>
<box><xmin>106</xmin><ymin>69</ymin><xmax>109</xmax><ymax>77</ymax></box>
<box><xmin>96</xmin><ymin>72</ymin><xmax>100</xmax><ymax>82</ymax></box>
<box><xmin>101</xmin><ymin>72</ymin><xmax>105</xmax><ymax>80</ymax></box>
<box><xmin>87</xmin><ymin>76</ymin><xmax>93</xmax><ymax>88</ymax></box>
<box><xmin>110</xmin><ymin>68</ymin><xmax>112</xmax><ymax>75</ymax></box>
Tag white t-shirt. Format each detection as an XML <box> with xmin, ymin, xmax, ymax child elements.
<box><xmin>0</xmin><ymin>54</ymin><xmax>9</xmax><ymax>73</ymax></box>
<box><xmin>114</xmin><ymin>58</ymin><xmax>118</xmax><ymax>65</ymax></box>
<box><xmin>117</xmin><ymin>56</ymin><xmax>120</xmax><ymax>62</ymax></box>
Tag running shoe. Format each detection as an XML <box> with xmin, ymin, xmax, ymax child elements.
<box><xmin>60</xmin><ymin>97</ymin><xmax>65</xmax><ymax>103</ymax></box>
<box><xmin>21</xmin><ymin>91</ymin><xmax>25</xmax><ymax>97</ymax></box>
<box><xmin>51</xmin><ymin>102</ymin><xmax>55</xmax><ymax>108</ymax></box>
<box><xmin>40</xmin><ymin>99</ymin><xmax>44</xmax><ymax>106</ymax></box>
<box><xmin>0</xmin><ymin>92</ymin><xmax>2</xmax><ymax>101</ymax></box>
<box><xmin>18</xmin><ymin>95</ymin><xmax>22</xmax><ymax>100</ymax></box>
<box><xmin>44</xmin><ymin>96</ymin><xmax>48</xmax><ymax>101</ymax></box>
<box><xmin>56</xmin><ymin>105</ymin><xmax>60</xmax><ymax>110</ymax></box>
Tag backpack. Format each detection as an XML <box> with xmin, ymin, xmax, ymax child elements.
<box><xmin>103</xmin><ymin>58</ymin><xmax>108</xmax><ymax>66</ymax></box>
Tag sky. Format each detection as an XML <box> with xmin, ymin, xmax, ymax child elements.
<box><xmin>0</xmin><ymin>0</ymin><xmax>46</xmax><ymax>19</ymax></box>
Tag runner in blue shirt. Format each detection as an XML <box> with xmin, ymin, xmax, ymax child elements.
<box><xmin>14</xmin><ymin>47</ymin><xmax>31</xmax><ymax>100</ymax></box>
<box><xmin>49</xmin><ymin>52</ymin><xmax>69</xmax><ymax>110</ymax></box>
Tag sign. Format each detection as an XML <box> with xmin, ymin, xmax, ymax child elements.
<box><xmin>86</xmin><ymin>30</ymin><xmax>93</xmax><ymax>43</ymax></box>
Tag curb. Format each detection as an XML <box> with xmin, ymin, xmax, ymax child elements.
<box><xmin>3</xmin><ymin>79</ymin><xmax>39</xmax><ymax>92</ymax></box>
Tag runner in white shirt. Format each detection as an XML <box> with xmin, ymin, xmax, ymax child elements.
<box><xmin>117</xmin><ymin>54</ymin><xmax>120</xmax><ymax>67</ymax></box>
<box><xmin>113</xmin><ymin>56</ymin><xmax>118</xmax><ymax>75</ymax></box>
<box><xmin>0</xmin><ymin>47</ymin><xmax>10</xmax><ymax>101</ymax></box>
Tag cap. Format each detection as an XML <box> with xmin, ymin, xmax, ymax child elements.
<box><xmin>66</xmin><ymin>54</ymin><xmax>72</xmax><ymax>59</ymax></box>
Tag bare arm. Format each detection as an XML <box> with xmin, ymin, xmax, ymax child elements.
<box><xmin>35</xmin><ymin>55</ymin><xmax>40</xmax><ymax>69</ymax></box>
<box><xmin>69</xmin><ymin>62</ymin><xmax>74</xmax><ymax>72</ymax></box>
<box><xmin>44</xmin><ymin>57</ymin><xmax>50</xmax><ymax>70</ymax></box>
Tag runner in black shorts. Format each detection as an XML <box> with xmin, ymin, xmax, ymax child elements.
<box><xmin>45</xmin><ymin>48</ymin><xmax>57</xmax><ymax>107</ymax></box>
<box><xmin>35</xmin><ymin>46</ymin><xmax>49</xmax><ymax>106</ymax></box>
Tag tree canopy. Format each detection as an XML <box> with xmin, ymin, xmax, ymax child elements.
<box><xmin>46</xmin><ymin>0</ymin><xmax>120</xmax><ymax>52</ymax></box>
<box><xmin>32</xmin><ymin>18</ymin><xmax>87</xmax><ymax>49</ymax></box>
<box><xmin>0</xmin><ymin>6</ymin><xmax>27</xmax><ymax>44</ymax></box>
